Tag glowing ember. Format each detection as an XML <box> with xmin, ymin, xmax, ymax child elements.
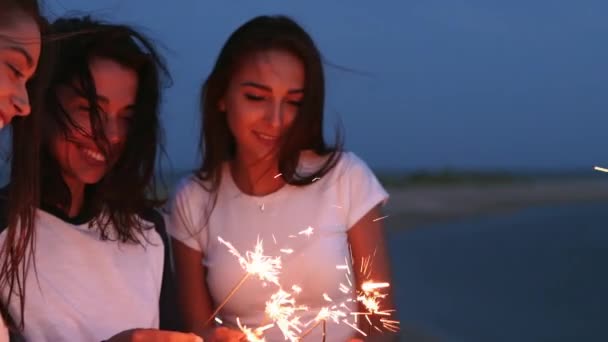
<box><xmin>291</xmin><ymin>285</ymin><xmax>302</xmax><ymax>294</ymax></box>
<box><xmin>372</xmin><ymin>215</ymin><xmax>389</xmax><ymax>222</ymax></box>
<box><xmin>361</xmin><ymin>282</ymin><xmax>390</xmax><ymax>292</ymax></box>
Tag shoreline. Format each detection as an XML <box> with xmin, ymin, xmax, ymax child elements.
<box><xmin>382</xmin><ymin>179</ymin><xmax>608</xmax><ymax>230</ymax></box>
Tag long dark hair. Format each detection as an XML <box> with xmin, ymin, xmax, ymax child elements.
<box><xmin>0</xmin><ymin>0</ymin><xmax>46</xmax><ymax>333</ymax></box>
<box><xmin>41</xmin><ymin>16</ymin><xmax>170</xmax><ymax>239</ymax></box>
<box><xmin>197</xmin><ymin>15</ymin><xmax>343</xmax><ymax>197</ymax></box>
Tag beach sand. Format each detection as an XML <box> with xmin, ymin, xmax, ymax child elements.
<box><xmin>382</xmin><ymin>179</ymin><xmax>608</xmax><ymax>230</ymax></box>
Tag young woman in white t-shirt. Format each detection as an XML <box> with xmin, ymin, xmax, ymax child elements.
<box><xmin>170</xmin><ymin>15</ymin><xmax>397</xmax><ymax>341</ymax></box>
<box><xmin>0</xmin><ymin>16</ymin><xmax>201</xmax><ymax>342</ymax></box>
<box><xmin>0</xmin><ymin>0</ymin><xmax>43</xmax><ymax>340</ymax></box>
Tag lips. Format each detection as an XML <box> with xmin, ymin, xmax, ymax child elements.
<box><xmin>78</xmin><ymin>145</ymin><xmax>107</xmax><ymax>165</ymax></box>
<box><xmin>253</xmin><ymin>131</ymin><xmax>280</xmax><ymax>142</ymax></box>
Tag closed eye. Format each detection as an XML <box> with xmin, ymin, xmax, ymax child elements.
<box><xmin>245</xmin><ymin>93</ymin><xmax>265</xmax><ymax>101</ymax></box>
<box><xmin>6</xmin><ymin>63</ymin><xmax>24</xmax><ymax>79</ymax></box>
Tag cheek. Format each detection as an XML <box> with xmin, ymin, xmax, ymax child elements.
<box><xmin>226</xmin><ymin>109</ymin><xmax>247</xmax><ymax>140</ymax></box>
<box><xmin>226</xmin><ymin>101</ymin><xmax>258</xmax><ymax>136</ymax></box>
<box><xmin>0</xmin><ymin>72</ymin><xmax>15</xmax><ymax>97</ymax></box>
<box><xmin>51</xmin><ymin>136</ymin><xmax>77</xmax><ymax>171</ymax></box>
<box><xmin>284</xmin><ymin>110</ymin><xmax>297</xmax><ymax>128</ymax></box>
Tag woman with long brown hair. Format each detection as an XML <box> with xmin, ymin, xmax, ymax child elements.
<box><xmin>170</xmin><ymin>15</ymin><xmax>397</xmax><ymax>341</ymax></box>
<box><xmin>0</xmin><ymin>15</ymin><xmax>200</xmax><ymax>342</ymax></box>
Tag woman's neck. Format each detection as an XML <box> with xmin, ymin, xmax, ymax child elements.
<box><xmin>230</xmin><ymin>155</ymin><xmax>285</xmax><ymax>196</ymax></box>
<box><xmin>62</xmin><ymin>174</ymin><xmax>85</xmax><ymax>217</ymax></box>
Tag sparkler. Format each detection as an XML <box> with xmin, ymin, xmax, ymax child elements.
<box><xmin>265</xmin><ymin>289</ymin><xmax>308</xmax><ymax>341</ymax></box>
<box><xmin>209</xmin><ymin>216</ymin><xmax>400</xmax><ymax>341</ymax></box>
<box><xmin>299</xmin><ymin>306</ymin><xmax>347</xmax><ymax>341</ymax></box>
<box><xmin>204</xmin><ymin>236</ymin><xmax>282</xmax><ymax>327</ymax></box>
<box><xmin>594</xmin><ymin>166</ymin><xmax>608</xmax><ymax>173</ymax></box>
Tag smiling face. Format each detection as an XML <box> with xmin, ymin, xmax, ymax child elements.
<box><xmin>51</xmin><ymin>57</ymin><xmax>138</xmax><ymax>186</ymax></box>
<box><xmin>220</xmin><ymin>49</ymin><xmax>305</xmax><ymax>165</ymax></box>
<box><xmin>0</xmin><ymin>9</ymin><xmax>41</xmax><ymax>129</ymax></box>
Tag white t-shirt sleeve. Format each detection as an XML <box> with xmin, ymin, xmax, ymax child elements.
<box><xmin>344</xmin><ymin>153</ymin><xmax>390</xmax><ymax>229</ymax></box>
<box><xmin>167</xmin><ymin>176</ymin><xmax>209</xmax><ymax>252</ymax></box>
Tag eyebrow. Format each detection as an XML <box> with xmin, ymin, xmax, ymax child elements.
<box><xmin>240</xmin><ymin>81</ymin><xmax>304</xmax><ymax>94</ymax></box>
<box><xmin>6</xmin><ymin>45</ymin><xmax>34</xmax><ymax>69</ymax></box>
<box><xmin>95</xmin><ymin>95</ymin><xmax>135</xmax><ymax>110</ymax></box>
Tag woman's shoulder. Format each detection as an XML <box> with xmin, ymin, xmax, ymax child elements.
<box><xmin>172</xmin><ymin>173</ymin><xmax>212</xmax><ymax>200</ymax></box>
<box><xmin>299</xmin><ymin>150</ymin><xmax>375</xmax><ymax>180</ymax></box>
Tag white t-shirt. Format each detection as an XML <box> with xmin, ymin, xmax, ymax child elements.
<box><xmin>169</xmin><ymin>151</ymin><xmax>389</xmax><ymax>341</ymax></box>
<box><xmin>0</xmin><ymin>209</ymin><xmax>165</xmax><ymax>342</ymax></box>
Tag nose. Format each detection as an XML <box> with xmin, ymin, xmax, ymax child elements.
<box><xmin>266</xmin><ymin>101</ymin><xmax>284</xmax><ymax>129</ymax></box>
<box><xmin>12</xmin><ymin>83</ymin><xmax>31</xmax><ymax>116</ymax></box>
<box><xmin>104</xmin><ymin>118</ymin><xmax>124</xmax><ymax>145</ymax></box>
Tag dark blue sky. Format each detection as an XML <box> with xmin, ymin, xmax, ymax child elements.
<box><xmin>38</xmin><ymin>0</ymin><xmax>608</xmax><ymax>171</ymax></box>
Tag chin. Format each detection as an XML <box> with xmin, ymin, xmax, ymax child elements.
<box><xmin>78</xmin><ymin>170</ymin><xmax>107</xmax><ymax>185</ymax></box>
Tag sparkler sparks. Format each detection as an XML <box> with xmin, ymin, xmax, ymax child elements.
<box><xmin>265</xmin><ymin>289</ymin><xmax>307</xmax><ymax>341</ymax></box>
<box><xmin>218</xmin><ymin>236</ymin><xmax>282</xmax><ymax>285</ymax></box>
<box><xmin>298</xmin><ymin>226</ymin><xmax>314</xmax><ymax>238</ymax></box>
<box><xmin>352</xmin><ymin>281</ymin><xmax>400</xmax><ymax>332</ymax></box>
<box><xmin>291</xmin><ymin>285</ymin><xmax>302</xmax><ymax>294</ymax></box>
<box><xmin>205</xmin><ymin>237</ymin><xmax>283</xmax><ymax>327</ymax></box>
<box><xmin>299</xmin><ymin>306</ymin><xmax>348</xmax><ymax>340</ymax></box>
<box><xmin>210</xmin><ymin>221</ymin><xmax>399</xmax><ymax>340</ymax></box>
<box><xmin>372</xmin><ymin>215</ymin><xmax>389</xmax><ymax>222</ymax></box>
<box><xmin>338</xmin><ymin>253</ymin><xmax>401</xmax><ymax>335</ymax></box>
<box><xmin>237</xmin><ymin>317</ymin><xmax>272</xmax><ymax>342</ymax></box>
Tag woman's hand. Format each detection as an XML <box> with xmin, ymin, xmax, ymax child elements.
<box><xmin>104</xmin><ymin>328</ymin><xmax>203</xmax><ymax>342</ymax></box>
<box><xmin>198</xmin><ymin>326</ymin><xmax>245</xmax><ymax>342</ymax></box>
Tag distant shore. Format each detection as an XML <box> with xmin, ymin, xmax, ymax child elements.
<box><xmin>382</xmin><ymin>179</ymin><xmax>608</xmax><ymax>230</ymax></box>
